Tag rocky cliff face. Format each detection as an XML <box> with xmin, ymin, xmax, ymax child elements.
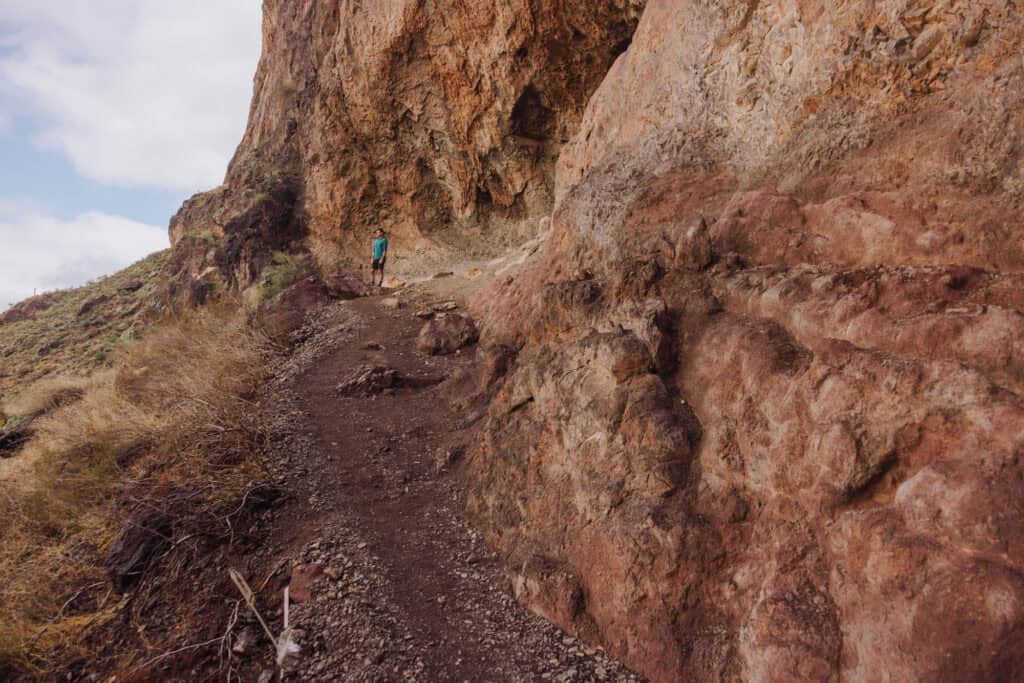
<box><xmin>175</xmin><ymin>1</ymin><xmax>1024</xmax><ymax>680</ymax></box>
<box><xmin>467</xmin><ymin>1</ymin><xmax>1024</xmax><ymax>681</ymax></box>
<box><xmin>165</xmin><ymin>0</ymin><xmax>644</xmax><ymax>301</ymax></box>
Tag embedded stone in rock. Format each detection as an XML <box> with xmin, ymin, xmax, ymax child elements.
<box><xmin>337</xmin><ymin>364</ymin><xmax>444</xmax><ymax>396</ymax></box>
<box><xmin>416</xmin><ymin>314</ymin><xmax>479</xmax><ymax>356</ymax></box>
<box><xmin>512</xmin><ymin>556</ymin><xmax>596</xmax><ymax>643</ymax></box>
<box><xmin>381</xmin><ymin>298</ymin><xmax>402</xmax><ymax>310</ymax></box>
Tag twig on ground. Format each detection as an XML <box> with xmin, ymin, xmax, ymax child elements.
<box><xmin>124</xmin><ymin>637</ymin><xmax>223</xmax><ymax>676</ymax></box>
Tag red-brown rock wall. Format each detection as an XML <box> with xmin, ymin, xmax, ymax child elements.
<box><xmin>166</xmin><ymin>0</ymin><xmax>646</xmax><ymax>300</ymax></box>
<box><xmin>469</xmin><ymin>1</ymin><xmax>1024</xmax><ymax>681</ymax></box>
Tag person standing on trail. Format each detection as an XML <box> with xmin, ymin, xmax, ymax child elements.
<box><xmin>371</xmin><ymin>228</ymin><xmax>389</xmax><ymax>287</ymax></box>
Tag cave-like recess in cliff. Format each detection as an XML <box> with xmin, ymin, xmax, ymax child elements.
<box><xmin>168</xmin><ymin>1</ymin><xmax>648</xmax><ymax>297</ymax></box>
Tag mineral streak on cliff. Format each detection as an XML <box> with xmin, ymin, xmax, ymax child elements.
<box><xmin>171</xmin><ymin>1</ymin><xmax>1024</xmax><ymax>681</ymax></box>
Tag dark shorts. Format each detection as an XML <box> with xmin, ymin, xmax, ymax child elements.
<box><xmin>372</xmin><ymin>258</ymin><xmax>385</xmax><ymax>271</ymax></box>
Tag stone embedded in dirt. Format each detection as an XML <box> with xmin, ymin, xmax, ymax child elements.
<box><xmin>232</xmin><ymin>626</ymin><xmax>258</xmax><ymax>655</ymax></box>
<box><xmin>416</xmin><ymin>314</ymin><xmax>479</xmax><ymax>356</ymax></box>
<box><xmin>415</xmin><ymin>309</ymin><xmax>435</xmax><ymax>320</ymax></box>
<box><xmin>381</xmin><ymin>297</ymin><xmax>402</xmax><ymax>310</ymax></box>
<box><xmin>465</xmin><ymin>268</ymin><xmax>483</xmax><ymax>279</ymax></box>
<box><xmin>362</xmin><ymin>342</ymin><xmax>384</xmax><ymax>351</ymax></box>
<box><xmin>337</xmin><ymin>365</ymin><xmax>402</xmax><ymax>397</ymax></box>
<box><xmin>77</xmin><ymin>294</ymin><xmax>112</xmax><ymax>317</ymax></box>
<box><xmin>107</xmin><ymin>511</ymin><xmax>172</xmax><ymax>593</ymax></box>
<box><xmin>0</xmin><ymin>417</ymin><xmax>35</xmax><ymax>458</ymax></box>
<box><xmin>432</xmin><ymin>301</ymin><xmax>459</xmax><ymax>312</ymax></box>
<box><xmin>117</xmin><ymin>280</ymin><xmax>145</xmax><ymax>294</ymax></box>
<box><xmin>324</xmin><ymin>272</ymin><xmax>370</xmax><ymax>300</ymax></box>
<box><xmin>289</xmin><ymin>563</ymin><xmax>325</xmax><ymax>603</ymax></box>
<box><xmin>0</xmin><ymin>292</ymin><xmax>59</xmax><ymax>326</ymax></box>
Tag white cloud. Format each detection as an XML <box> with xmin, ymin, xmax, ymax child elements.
<box><xmin>0</xmin><ymin>0</ymin><xmax>262</xmax><ymax>191</ymax></box>
<box><xmin>0</xmin><ymin>202</ymin><xmax>167</xmax><ymax>308</ymax></box>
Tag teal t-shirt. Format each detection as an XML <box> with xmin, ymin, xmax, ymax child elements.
<box><xmin>373</xmin><ymin>236</ymin><xmax>388</xmax><ymax>260</ymax></box>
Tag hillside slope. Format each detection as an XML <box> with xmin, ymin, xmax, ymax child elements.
<box><xmin>0</xmin><ymin>251</ymin><xmax>167</xmax><ymax>402</ymax></box>
<box><xmin>9</xmin><ymin>0</ymin><xmax>1023</xmax><ymax>681</ymax></box>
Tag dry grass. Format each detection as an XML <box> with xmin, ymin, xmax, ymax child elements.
<box><xmin>2</xmin><ymin>374</ymin><xmax>99</xmax><ymax>419</ymax></box>
<box><xmin>0</xmin><ymin>304</ymin><xmax>280</xmax><ymax>678</ymax></box>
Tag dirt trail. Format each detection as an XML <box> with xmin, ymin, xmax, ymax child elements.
<box><xmin>244</xmin><ymin>275</ymin><xmax>643</xmax><ymax>682</ymax></box>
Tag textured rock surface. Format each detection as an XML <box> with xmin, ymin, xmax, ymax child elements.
<box><xmin>165</xmin><ymin>0</ymin><xmax>1024</xmax><ymax>680</ymax></box>
<box><xmin>416</xmin><ymin>313</ymin><xmax>480</xmax><ymax>356</ymax></box>
<box><xmin>468</xmin><ymin>1</ymin><xmax>1024</xmax><ymax>681</ymax></box>
<box><xmin>166</xmin><ymin>0</ymin><xmax>645</xmax><ymax>300</ymax></box>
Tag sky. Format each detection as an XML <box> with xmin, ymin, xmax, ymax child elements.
<box><xmin>0</xmin><ymin>1</ymin><xmax>263</xmax><ymax>308</ymax></box>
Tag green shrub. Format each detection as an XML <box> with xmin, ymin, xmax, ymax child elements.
<box><xmin>260</xmin><ymin>251</ymin><xmax>312</xmax><ymax>301</ymax></box>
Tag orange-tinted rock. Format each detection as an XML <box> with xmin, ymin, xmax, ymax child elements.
<box><xmin>416</xmin><ymin>314</ymin><xmax>479</xmax><ymax>356</ymax></box>
<box><xmin>166</xmin><ymin>0</ymin><xmax>647</xmax><ymax>297</ymax></box>
<box><xmin>289</xmin><ymin>564</ymin><xmax>324</xmax><ymax>604</ymax></box>
<box><xmin>470</xmin><ymin>2</ymin><xmax>1024</xmax><ymax>681</ymax></box>
<box><xmin>164</xmin><ymin>0</ymin><xmax>1024</xmax><ymax>679</ymax></box>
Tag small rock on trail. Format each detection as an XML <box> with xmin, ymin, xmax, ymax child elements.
<box><xmin>416</xmin><ymin>313</ymin><xmax>480</xmax><ymax>356</ymax></box>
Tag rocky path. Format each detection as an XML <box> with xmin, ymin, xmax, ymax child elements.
<box><xmin>245</xmin><ymin>285</ymin><xmax>643</xmax><ymax>682</ymax></box>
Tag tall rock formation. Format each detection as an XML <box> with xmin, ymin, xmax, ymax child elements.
<box><xmin>171</xmin><ymin>1</ymin><xmax>1024</xmax><ymax>680</ymax></box>
<box><xmin>165</xmin><ymin>0</ymin><xmax>644</xmax><ymax>301</ymax></box>
<box><xmin>471</xmin><ymin>2</ymin><xmax>1024</xmax><ymax>681</ymax></box>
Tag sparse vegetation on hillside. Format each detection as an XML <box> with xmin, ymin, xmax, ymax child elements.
<box><xmin>259</xmin><ymin>250</ymin><xmax>313</xmax><ymax>301</ymax></box>
<box><xmin>0</xmin><ymin>305</ymin><xmax>281</xmax><ymax>678</ymax></box>
<box><xmin>0</xmin><ymin>251</ymin><xmax>169</xmax><ymax>403</ymax></box>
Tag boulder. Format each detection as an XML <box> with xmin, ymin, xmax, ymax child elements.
<box><xmin>324</xmin><ymin>272</ymin><xmax>370</xmax><ymax>300</ymax></box>
<box><xmin>262</xmin><ymin>277</ymin><xmax>332</xmax><ymax>339</ymax></box>
<box><xmin>416</xmin><ymin>314</ymin><xmax>479</xmax><ymax>356</ymax></box>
